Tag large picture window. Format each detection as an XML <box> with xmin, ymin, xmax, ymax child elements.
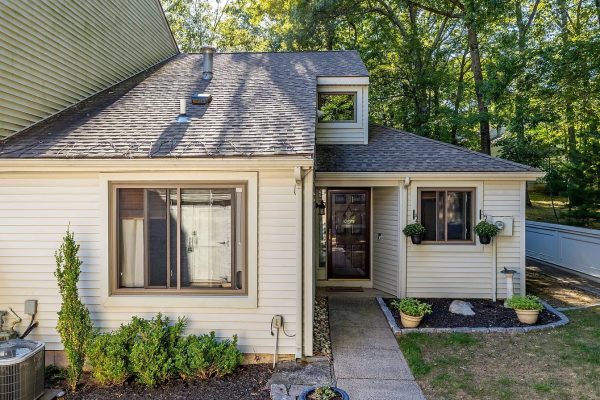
<box><xmin>112</xmin><ymin>183</ymin><xmax>245</xmax><ymax>294</ymax></box>
<box><xmin>418</xmin><ymin>189</ymin><xmax>474</xmax><ymax>243</ymax></box>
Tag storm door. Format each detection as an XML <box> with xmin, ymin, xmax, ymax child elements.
<box><xmin>327</xmin><ymin>189</ymin><xmax>370</xmax><ymax>279</ymax></box>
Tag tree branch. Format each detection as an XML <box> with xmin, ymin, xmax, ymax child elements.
<box><xmin>525</xmin><ymin>0</ymin><xmax>541</xmax><ymax>31</ymax></box>
<box><xmin>407</xmin><ymin>1</ymin><xmax>463</xmax><ymax>18</ymax></box>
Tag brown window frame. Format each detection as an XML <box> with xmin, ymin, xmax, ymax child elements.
<box><xmin>109</xmin><ymin>181</ymin><xmax>247</xmax><ymax>296</ymax></box>
<box><xmin>417</xmin><ymin>188</ymin><xmax>476</xmax><ymax>245</ymax></box>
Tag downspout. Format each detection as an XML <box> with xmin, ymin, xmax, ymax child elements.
<box><xmin>294</xmin><ymin>166</ymin><xmax>304</xmax><ymax>359</ymax></box>
<box><xmin>492</xmin><ymin>236</ymin><xmax>497</xmax><ymax>302</ymax></box>
<box><xmin>399</xmin><ymin>176</ymin><xmax>410</xmax><ymax>297</ymax></box>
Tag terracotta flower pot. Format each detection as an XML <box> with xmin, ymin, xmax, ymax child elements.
<box><xmin>478</xmin><ymin>234</ymin><xmax>491</xmax><ymax>245</ymax></box>
<box><xmin>411</xmin><ymin>234</ymin><xmax>423</xmax><ymax>244</ymax></box>
<box><xmin>400</xmin><ymin>311</ymin><xmax>424</xmax><ymax>328</ymax></box>
<box><xmin>515</xmin><ymin>309</ymin><xmax>539</xmax><ymax>324</ymax></box>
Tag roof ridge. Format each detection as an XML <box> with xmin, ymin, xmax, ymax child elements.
<box><xmin>185</xmin><ymin>50</ymin><xmax>360</xmax><ymax>55</ymax></box>
<box><xmin>370</xmin><ymin>124</ymin><xmax>537</xmax><ymax>172</ymax></box>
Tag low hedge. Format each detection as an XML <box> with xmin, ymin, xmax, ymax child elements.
<box><xmin>86</xmin><ymin>313</ymin><xmax>243</xmax><ymax>387</ymax></box>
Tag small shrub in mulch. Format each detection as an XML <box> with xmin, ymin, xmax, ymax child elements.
<box><xmin>384</xmin><ymin>298</ymin><xmax>561</xmax><ymax>328</ymax></box>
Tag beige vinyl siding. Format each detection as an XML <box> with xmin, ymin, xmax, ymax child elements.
<box><xmin>0</xmin><ymin>169</ymin><xmax>300</xmax><ymax>355</ymax></box>
<box><xmin>406</xmin><ymin>180</ymin><xmax>523</xmax><ymax>298</ymax></box>
<box><xmin>0</xmin><ymin>0</ymin><xmax>178</xmax><ymax>139</ymax></box>
<box><xmin>372</xmin><ymin>186</ymin><xmax>399</xmax><ymax>296</ymax></box>
<box><xmin>316</xmin><ymin>85</ymin><xmax>369</xmax><ymax>145</ymax></box>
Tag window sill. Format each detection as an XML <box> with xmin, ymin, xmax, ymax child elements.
<box><xmin>102</xmin><ymin>293</ymin><xmax>257</xmax><ymax>309</ymax></box>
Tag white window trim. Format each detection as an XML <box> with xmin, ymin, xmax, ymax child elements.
<box><xmin>99</xmin><ymin>171</ymin><xmax>258</xmax><ymax>309</ymax></box>
<box><xmin>317</xmin><ymin>85</ymin><xmax>364</xmax><ymax>129</ymax></box>
<box><xmin>408</xmin><ymin>180</ymin><xmax>485</xmax><ymax>253</ymax></box>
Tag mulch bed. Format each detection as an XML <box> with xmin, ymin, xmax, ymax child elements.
<box><xmin>313</xmin><ymin>296</ymin><xmax>332</xmax><ymax>357</ymax></box>
<box><xmin>60</xmin><ymin>364</ymin><xmax>272</xmax><ymax>400</ymax></box>
<box><xmin>384</xmin><ymin>298</ymin><xmax>561</xmax><ymax>329</ymax></box>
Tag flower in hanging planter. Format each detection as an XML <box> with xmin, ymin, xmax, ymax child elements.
<box><xmin>474</xmin><ymin>221</ymin><xmax>500</xmax><ymax>237</ymax></box>
<box><xmin>402</xmin><ymin>222</ymin><xmax>426</xmax><ymax>237</ymax></box>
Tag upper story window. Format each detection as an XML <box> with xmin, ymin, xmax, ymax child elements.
<box><xmin>318</xmin><ymin>92</ymin><xmax>357</xmax><ymax>122</ymax></box>
<box><xmin>418</xmin><ymin>188</ymin><xmax>474</xmax><ymax>244</ymax></box>
<box><xmin>112</xmin><ymin>183</ymin><xmax>245</xmax><ymax>294</ymax></box>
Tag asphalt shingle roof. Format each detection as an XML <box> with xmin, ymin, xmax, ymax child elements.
<box><xmin>316</xmin><ymin>125</ymin><xmax>539</xmax><ymax>173</ymax></box>
<box><xmin>0</xmin><ymin>51</ymin><xmax>368</xmax><ymax>159</ymax></box>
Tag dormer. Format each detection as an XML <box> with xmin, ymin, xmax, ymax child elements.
<box><xmin>316</xmin><ymin>76</ymin><xmax>369</xmax><ymax>145</ymax></box>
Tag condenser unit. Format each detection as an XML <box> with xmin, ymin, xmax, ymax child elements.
<box><xmin>0</xmin><ymin>340</ymin><xmax>44</xmax><ymax>400</ymax></box>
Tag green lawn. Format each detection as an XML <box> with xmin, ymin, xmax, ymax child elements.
<box><xmin>399</xmin><ymin>307</ymin><xmax>600</xmax><ymax>400</ymax></box>
<box><xmin>527</xmin><ymin>191</ymin><xmax>600</xmax><ymax>229</ymax></box>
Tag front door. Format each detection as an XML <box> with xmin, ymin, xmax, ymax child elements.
<box><xmin>327</xmin><ymin>189</ymin><xmax>370</xmax><ymax>279</ymax></box>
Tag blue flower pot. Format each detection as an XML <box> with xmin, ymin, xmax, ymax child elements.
<box><xmin>298</xmin><ymin>386</ymin><xmax>350</xmax><ymax>400</ymax></box>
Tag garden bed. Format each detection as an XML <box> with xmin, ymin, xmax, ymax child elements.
<box><xmin>383</xmin><ymin>298</ymin><xmax>561</xmax><ymax>329</ymax></box>
<box><xmin>59</xmin><ymin>364</ymin><xmax>272</xmax><ymax>400</ymax></box>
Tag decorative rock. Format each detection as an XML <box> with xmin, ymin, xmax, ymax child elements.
<box><xmin>449</xmin><ymin>300</ymin><xmax>475</xmax><ymax>316</ymax></box>
<box><xmin>289</xmin><ymin>385</ymin><xmax>313</xmax><ymax>397</ymax></box>
<box><xmin>271</xmin><ymin>383</ymin><xmax>288</xmax><ymax>399</ymax></box>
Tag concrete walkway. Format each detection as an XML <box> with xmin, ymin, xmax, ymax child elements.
<box><xmin>329</xmin><ymin>295</ymin><xmax>425</xmax><ymax>400</ymax></box>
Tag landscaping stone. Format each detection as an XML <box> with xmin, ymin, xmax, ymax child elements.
<box><xmin>449</xmin><ymin>300</ymin><xmax>475</xmax><ymax>316</ymax></box>
<box><xmin>271</xmin><ymin>384</ymin><xmax>287</xmax><ymax>399</ymax></box>
<box><xmin>289</xmin><ymin>384</ymin><xmax>312</xmax><ymax>397</ymax></box>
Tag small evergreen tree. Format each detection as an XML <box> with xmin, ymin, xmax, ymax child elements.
<box><xmin>55</xmin><ymin>229</ymin><xmax>93</xmax><ymax>391</ymax></box>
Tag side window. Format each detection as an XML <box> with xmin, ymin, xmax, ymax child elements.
<box><xmin>419</xmin><ymin>189</ymin><xmax>474</xmax><ymax>243</ymax></box>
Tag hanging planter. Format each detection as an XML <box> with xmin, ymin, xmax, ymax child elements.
<box><xmin>474</xmin><ymin>220</ymin><xmax>499</xmax><ymax>245</ymax></box>
<box><xmin>403</xmin><ymin>222</ymin><xmax>426</xmax><ymax>245</ymax></box>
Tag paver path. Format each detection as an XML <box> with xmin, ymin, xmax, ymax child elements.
<box><xmin>329</xmin><ymin>296</ymin><xmax>426</xmax><ymax>400</ymax></box>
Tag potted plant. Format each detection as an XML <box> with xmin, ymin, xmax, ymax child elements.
<box><xmin>299</xmin><ymin>385</ymin><xmax>349</xmax><ymax>400</ymax></box>
<box><xmin>403</xmin><ymin>222</ymin><xmax>426</xmax><ymax>244</ymax></box>
<box><xmin>474</xmin><ymin>220</ymin><xmax>500</xmax><ymax>244</ymax></box>
<box><xmin>391</xmin><ymin>298</ymin><xmax>432</xmax><ymax>328</ymax></box>
<box><xmin>505</xmin><ymin>295</ymin><xmax>544</xmax><ymax>324</ymax></box>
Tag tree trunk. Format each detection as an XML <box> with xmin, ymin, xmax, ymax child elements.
<box><xmin>450</xmin><ymin>47</ymin><xmax>469</xmax><ymax>145</ymax></box>
<box><xmin>466</xmin><ymin>25</ymin><xmax>491</xmax><ymax>154</ymax></box>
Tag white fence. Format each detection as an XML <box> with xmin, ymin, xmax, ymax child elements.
<box><xmin>526</xmin><ymin>220</ymin><xmax>600</xmax><ymax>279</ymax></box>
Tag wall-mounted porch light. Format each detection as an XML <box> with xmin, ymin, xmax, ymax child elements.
<box><xmin>316</xmin><ymin>200</ymin><xmax>326</xmax><ymax>216</ymax></box>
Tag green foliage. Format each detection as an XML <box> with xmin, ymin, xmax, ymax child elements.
<box><xmin>129</xmin><ymin>314</ymin><xmax>186</xmax><ymax>387</ymax></box>
<box><xmin>86</xmin><ymin>330</ymin><xmax>131</xmax><ymax>385</ymax></box>
<box><xmin>85</xmin><ymin>314</ymin><xmax>242</xmax><ymax>387</ymax></box>
<box><xmin>54</xmin><ymin>229</ymin><xmax>93</xmax><ymax>391</ymax></box>
<box><xmin>506</xmin><ymin>295</ymin><xmax>544</xmax><ymax>311</ymax></box>
<box><xmin>474</xmin><ymin>220</ymin><xmax>500</xmax><ymax>237</ymax></box>
<box><xmin>392</xmin><ymin>298</ymin><xmax>433</xmax><ymax>317</ymax></box>
<box><xmin>314</xmin><ymin>386</ymin><xmax>337</xmax><ymax>400</ymax></box>
<box><xmin>402</xmin><ymin>222</ymin><xmax>426</xmax><ymax>237</ymax></box>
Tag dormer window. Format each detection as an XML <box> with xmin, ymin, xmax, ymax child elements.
<box><xmin>318</xmin><ymin>92</ymin><xmax>357</xmax><ymax>122</ymax></box>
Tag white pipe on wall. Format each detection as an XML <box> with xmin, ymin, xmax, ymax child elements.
<box><xmin>492</xmin><ymin>237</ymin><xmax>497</xmax><ymax>302</ymax></box>
<box><xmin>294</xmin><ymin>166</ymin><xmax>304</xmax><ymax>359</ymax></box>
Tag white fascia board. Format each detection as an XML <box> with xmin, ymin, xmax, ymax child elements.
<box><xmin>317</xmin><ymin>76</ymin><xmax>369</xmax><ymax>85</ymax></box>
<box><xmin>0</xmin><ymin>157</ymin><xmax>315</xmax><ymax>173</ymax></box>
<box><xmin>315</xmin><ymin>171</ymin><xmax>544</xmax><ymax>184</ymax></box>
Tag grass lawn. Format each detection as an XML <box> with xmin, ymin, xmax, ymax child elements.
<box><xmin>399</xmin><ymin>307</ymin><xmax>600</xmax><ymax>400</ymax></box>
<box><xmin>527</xmin><ymin>191</ymin><xmax>600</xmax><ymax>229</ymax></box>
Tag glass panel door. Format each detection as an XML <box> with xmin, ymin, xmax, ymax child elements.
<box><xmin>327</xmin><ymin>189</ymin><xmax>370</xmax><ymax>279</ymax></box>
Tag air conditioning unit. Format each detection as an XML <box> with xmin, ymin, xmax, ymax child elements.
<box><xmin>0</xmin><ymin>340</ymin><xmax>44</xmax><ymax>400</ymax></box>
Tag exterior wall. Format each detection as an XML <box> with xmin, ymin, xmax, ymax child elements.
<box><xmin>372</xmin><ymin>186</ymin><xmax>400</xmax><ymax>296</ymax></box>
<box><xmin>0</xmin><ymin>0</ymin><xmax>178</xmax><ymax>139</ymax></box>
<box><xmin>0</xmin><ymin>166</ymin><xmax>303</xmax><ymax>355</ymax></box>
<box><xmin>406</xmin><ymin>180</ymin><xmax>524</xmax><ymax>299</ymax></box>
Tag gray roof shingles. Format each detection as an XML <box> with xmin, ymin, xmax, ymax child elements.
<box><xmin>0</xmin><ymin>51</ymin><xmax>368</xmax><ymax>159</ymax></box>
<box><xmin>316</xmin><ymin>125</ymin><xmax>539</xmax><ymax>173</ymax></box>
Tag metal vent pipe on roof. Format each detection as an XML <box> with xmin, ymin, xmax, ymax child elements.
<box><xmin>201</xmin><ymin>45</ymin><xmax>217</xmax><ymax>81</ymax></box>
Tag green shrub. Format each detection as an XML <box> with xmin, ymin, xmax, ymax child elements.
<box><xmin>402</xmin><ymin>222</ymin><xmax>426</xmax><ymax>236</ymax></box>
<box><xmin>474</xmin><ymin>220</ymin><xmax>500</xmax><ymax>237</ymax></box>
<box><xmin>87</xmin><ymin>331</ymin><xmax>130</xmax><ymax>385</ymax></box>
<box><xmin>54</xmin><ymin>229</ymin><xmax>93</xmax><ymax>391</ymax></box>
<box><xmin>129</xmin><ymin>314</ymin><xmax>186</xmax><ymax>387</ymax></box>
<box><xmin>391</xmin><ymin>298</ymin><xmax>433</xmax><ymax>317</ymax></box>
<box><xmin>506</xmin><ymin>295</ymin><xmax>544</xmax><ymax>311</ymax></box>
<box><xmin>173</xmin><ymin>332</ymin><xmax>243</xmax><ymax>379</ymax></box>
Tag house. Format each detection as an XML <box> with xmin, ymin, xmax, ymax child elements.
<box><xmin>0</xmin><ymin>3</ymin><xmax>541</xmax><ymax>362</ymax></box>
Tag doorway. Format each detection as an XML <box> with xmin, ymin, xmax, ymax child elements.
<box><xmin>327</xmin><ymin>189</ymin><xmax>370</xmax><ymax>279</ymax></box>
